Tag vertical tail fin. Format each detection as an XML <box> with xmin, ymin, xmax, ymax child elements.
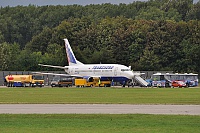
<box><xmin>64</xmin><ymin>38</ymin><xmax>84</xmax><ymax>66</ymax></box>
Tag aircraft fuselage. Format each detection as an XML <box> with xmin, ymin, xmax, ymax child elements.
<box><xmin>65</xmin><ymin>64</ymin><xmax>134</xmax><ymax>82</ymax></box>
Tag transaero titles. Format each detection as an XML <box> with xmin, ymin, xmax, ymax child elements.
<box><xmin>92</xmin><ymin>66</ymin><xmax>114</xmax><ymax>69</ymax></box>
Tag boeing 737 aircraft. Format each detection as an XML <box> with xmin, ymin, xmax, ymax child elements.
<box><xmin>38</xmin><ymin>38</ymin><xmax>135</xmax><ymax>85</ymax></box>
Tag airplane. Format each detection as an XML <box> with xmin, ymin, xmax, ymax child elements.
<box><xmin>38</xmin><ymin>38</ymin><xmax>137</xmax><ymax>86</ymax></box>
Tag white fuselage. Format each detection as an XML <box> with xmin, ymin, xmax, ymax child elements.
<box><xmin>64</xmin><ymin>64</ymin><xmax>134</xmax><ymax>81</ymax></box>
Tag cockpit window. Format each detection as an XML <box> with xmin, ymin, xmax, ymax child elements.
<box><xmin>121</xmin><ymin>69</ymin><xmax>131</xmax><ymax>71</ymax></box>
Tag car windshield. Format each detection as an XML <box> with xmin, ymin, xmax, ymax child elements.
<box><xmin>52</xmin><ymin>76</ymin><xmax>60</xmax><ymax>81</ymax></box>
<box><xmin>177</xmin><ymin>81</ymin><xmax>184</xmax><ymax>84</ymax></box>
<box><xmin>33</xmin><ymin>75</ymin><xmax>44</xmax><ymax>80</ymax></box>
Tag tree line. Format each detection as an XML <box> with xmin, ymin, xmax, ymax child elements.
<box><xmin>0</xmin><ymin>0</ymin><xmax>200</xmax><ymax>75</ymax></box>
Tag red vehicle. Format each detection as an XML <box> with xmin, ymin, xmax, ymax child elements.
<box><xmin>171</xmin><ymin>80</ymin><xmax>187</xmax><ymax>88</ymax></box>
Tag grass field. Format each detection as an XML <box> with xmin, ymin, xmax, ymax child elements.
<box><xmin>1</xmin><ymin>87</ymin><xmax>200</xmax><ymax>132</ymax></box>
<box><xmin>0</xmin><ymin>114</ymin><xmax>200</xmax><ymax>133</ymax></box>
<box><xmin>0</xmin><ymin>87</ymin><xmax>200</xmax><ymax>104</ymax></box>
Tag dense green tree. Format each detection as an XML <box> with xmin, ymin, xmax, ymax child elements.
<box><xmin>25</xmin><ymin>27</ymin><xmax>53</xmax><ymax>54</ymax></box>
<box><xmin>0</xmin><ymin>42</ymin><xmax>20</xmax><ymax>70</ymax></box>
<box><xmin>0</xmin><ymin>2</ymin><xmax>199</xmax><ymax>76</ymax></box>
<box><xmin>185</xmin><ymin>2</ymin><xmax>200</xmax><ymax>21</ymax></box>
<box><xmin>0</xmin><ymin>43</ymin><xmax>10</xmax><ymax>70</ymax></box>
<box><xmin>44</xmin><ymin>43</ymin><xmax>66</xmax><ymax>66</ymax></box>
<box><xmin>164</xmin><ymin>0</ymin><xmax>193</xmax><ymax>20</ymax></box>
<box><xmin>139</xmin><ymin>46</ymin><xmax>161</xmax><ymax>71</ymax></box>
<box><xmin>11</xmin><ymin>49</ymin><xmax>46</xmax><ymax>71</ymax></box>
<box><xmin>136</xmin><ymin>7</ymin><xmax>166</xmax><ymax>20</ymax></box>
<box><xmin>0</xmin><ymin>31</ymin><xmax>5</xmax><ymax>43</ymax></box>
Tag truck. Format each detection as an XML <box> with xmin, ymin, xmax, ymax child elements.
<box><xmin>4</xmin><ymin>74</ymin><xmax>44</xmax><ymax>87</ymax></box>
<box><xmin>98</xmin><ymin>80</ymin><xmax>111</xmax><ymax>87</ymax></box>
<box><xmin>75</xmin><ymin>77</ymin><xmax>111</xmax><ymax>87</ymax></box>
<box><xmin>51</xmin><ymin>76</ymin><xmax>73</xmax><ymax>87</ymax></box>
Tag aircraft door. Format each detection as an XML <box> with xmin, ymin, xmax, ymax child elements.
<box><xmin>114</xmin><ymin>67</ymin><xmax>118</xmax><ymax>76</ymax></box>
<box><xmin>69</xmin><ymin>68</ymin><xmax>75</xmax><ymax>74</ymax></box>
<box><xmin>65</xmin><ymin>68</ymin><xmax>70</xmax><ymax>74</ymax></box>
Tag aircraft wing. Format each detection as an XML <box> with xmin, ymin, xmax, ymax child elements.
<box><xmin>32</xmin><ymin>72</ymin><xmax>83</xmax><ymax>78</ymax></box>
<box><xmin>38</xmin><ymin>64</ymin><xmax>68</xmax><ymax>69</ymax></box>
<box><xmin>32</xmin><ymin>72</ymin><xmax>69</xmax><ymax>76</ymax></box>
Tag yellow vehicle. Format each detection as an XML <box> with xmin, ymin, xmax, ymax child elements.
<box><xmin>75</xmin><ymin>79</ymin><xmax>94</xmax><ymax>87</ymax></box>
<box><xmin>97</xmin><ymin>80</ymin><xmax>111</xmax><ymax>87</ymax></box>
<box><xmin>4</xmin><ymin>74</ymin><xmax>44</xmax><ymax>87</ymax></box>
<box><xmin>75</xmin><ymin>77</ymin><xmax>111</xmax><ymax>87</ymax></box>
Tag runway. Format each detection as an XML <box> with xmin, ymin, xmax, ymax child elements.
<box><xmin>0</xmin><ymin>104</ymin><xmax>200</xmax><ymax>115</ymax></box>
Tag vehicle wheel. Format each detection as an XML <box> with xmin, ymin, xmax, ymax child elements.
<box><xmin>90</xmin><ymin>84</ymin><xmax>93</xmax><ymax>87</ymax></box>
<box><xmin>186</xmin><ymin>84</ymin><xmax>189</xmax><ymax>88</ymax></box>
<box><xmin>6</xmin><ymin>84</ymin><xmax>9</xmax><ymax>87</ymax></box>
<box><xmin>165</xmin><ymin>83</ymin><xmax>169</xmax><ymax>88</ymax></box>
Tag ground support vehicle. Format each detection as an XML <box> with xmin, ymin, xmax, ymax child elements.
<box><xmin>75</xmin><ymin>77</ymin><xmax>111</xmax><ymax>87</ymax></box>
<box><xmin>98</xmin><ymin>81</ymin><xmax>111</xmax><ymax>87</ymax></box>
<box><xmin>75</xmin><ymin>79</ymin><xmax>93</xmax><ymax>87</ymax></box>
<box><xmin>51</xmin><ymin>76</ymin><xmax>73</xmax><ymax>87</ymax></box>
<box><xmin>4</xmin><ymin>75</ymin><xmax>44</xmax><ymax>87</ymax></box>
<box><xmin>92</xmin><ymin>78</ymin><xmax>111</xmax><ymax>87</ymax></box>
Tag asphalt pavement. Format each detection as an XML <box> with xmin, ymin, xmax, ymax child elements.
<box><xmin>0</xmin><ymin>104</ymin><xmax>200</xmax><ymax>115</ymax></box>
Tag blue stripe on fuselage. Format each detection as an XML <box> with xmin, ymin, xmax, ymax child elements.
<box><xmin>100</xmin><ymin>76</ymin><xmax>129</xmax><ymax>82</ymax></box>
<box><xmin>82</xmin><ymin>76</ymin><xmax>129</xmax><ymax>82</ymax></box>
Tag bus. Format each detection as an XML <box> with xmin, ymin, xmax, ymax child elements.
<box><xmin>150</xmin><ymin>73</ymin><xmax>198</xmax><ymax>87</ymax></box>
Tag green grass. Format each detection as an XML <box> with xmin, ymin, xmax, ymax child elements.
<box><xmin>1</xmin><ymin>88</ymin><xmax>200</xmax><ymax>132</ymax></box>
<box><xmin>0</xmin><ymin>87</ymin><xmax>200</xmax><ymax>104</ymax></box>
<box><xmin>0</xmin><ymin>114</ymin><xmax>200</xmax><ymax>133</ymax></box>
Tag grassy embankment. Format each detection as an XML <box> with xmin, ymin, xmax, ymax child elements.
<box><xmin>0</xmin><ymin>87</ymin><xmax>200</xmax><ymax>104</ymax></box>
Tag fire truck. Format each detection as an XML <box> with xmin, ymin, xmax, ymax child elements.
<box><xmin>4</xmin><ymin>74</ymin><xmax>44</xmax><ymax>87</ymax></box>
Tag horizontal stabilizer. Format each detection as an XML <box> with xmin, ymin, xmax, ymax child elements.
<box><xmin>32</xmin><ymin>72</ymin><xmax>83</xmax><ymax>78</ymax></box>
<box><xmin>38</xmin><ymin>64</ymin><xmax>68</xmax><ymax>69</ymax></box>
<box><xmin>32</xmin><ymin>72</ymin><xmax>70</xmax><ymax>77</ymax></box>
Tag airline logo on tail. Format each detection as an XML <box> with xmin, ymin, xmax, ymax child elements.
<box><xmin>64</xmin><ymin>39</ymin><xmax>77</xmax><ymax>64</ymax></box>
